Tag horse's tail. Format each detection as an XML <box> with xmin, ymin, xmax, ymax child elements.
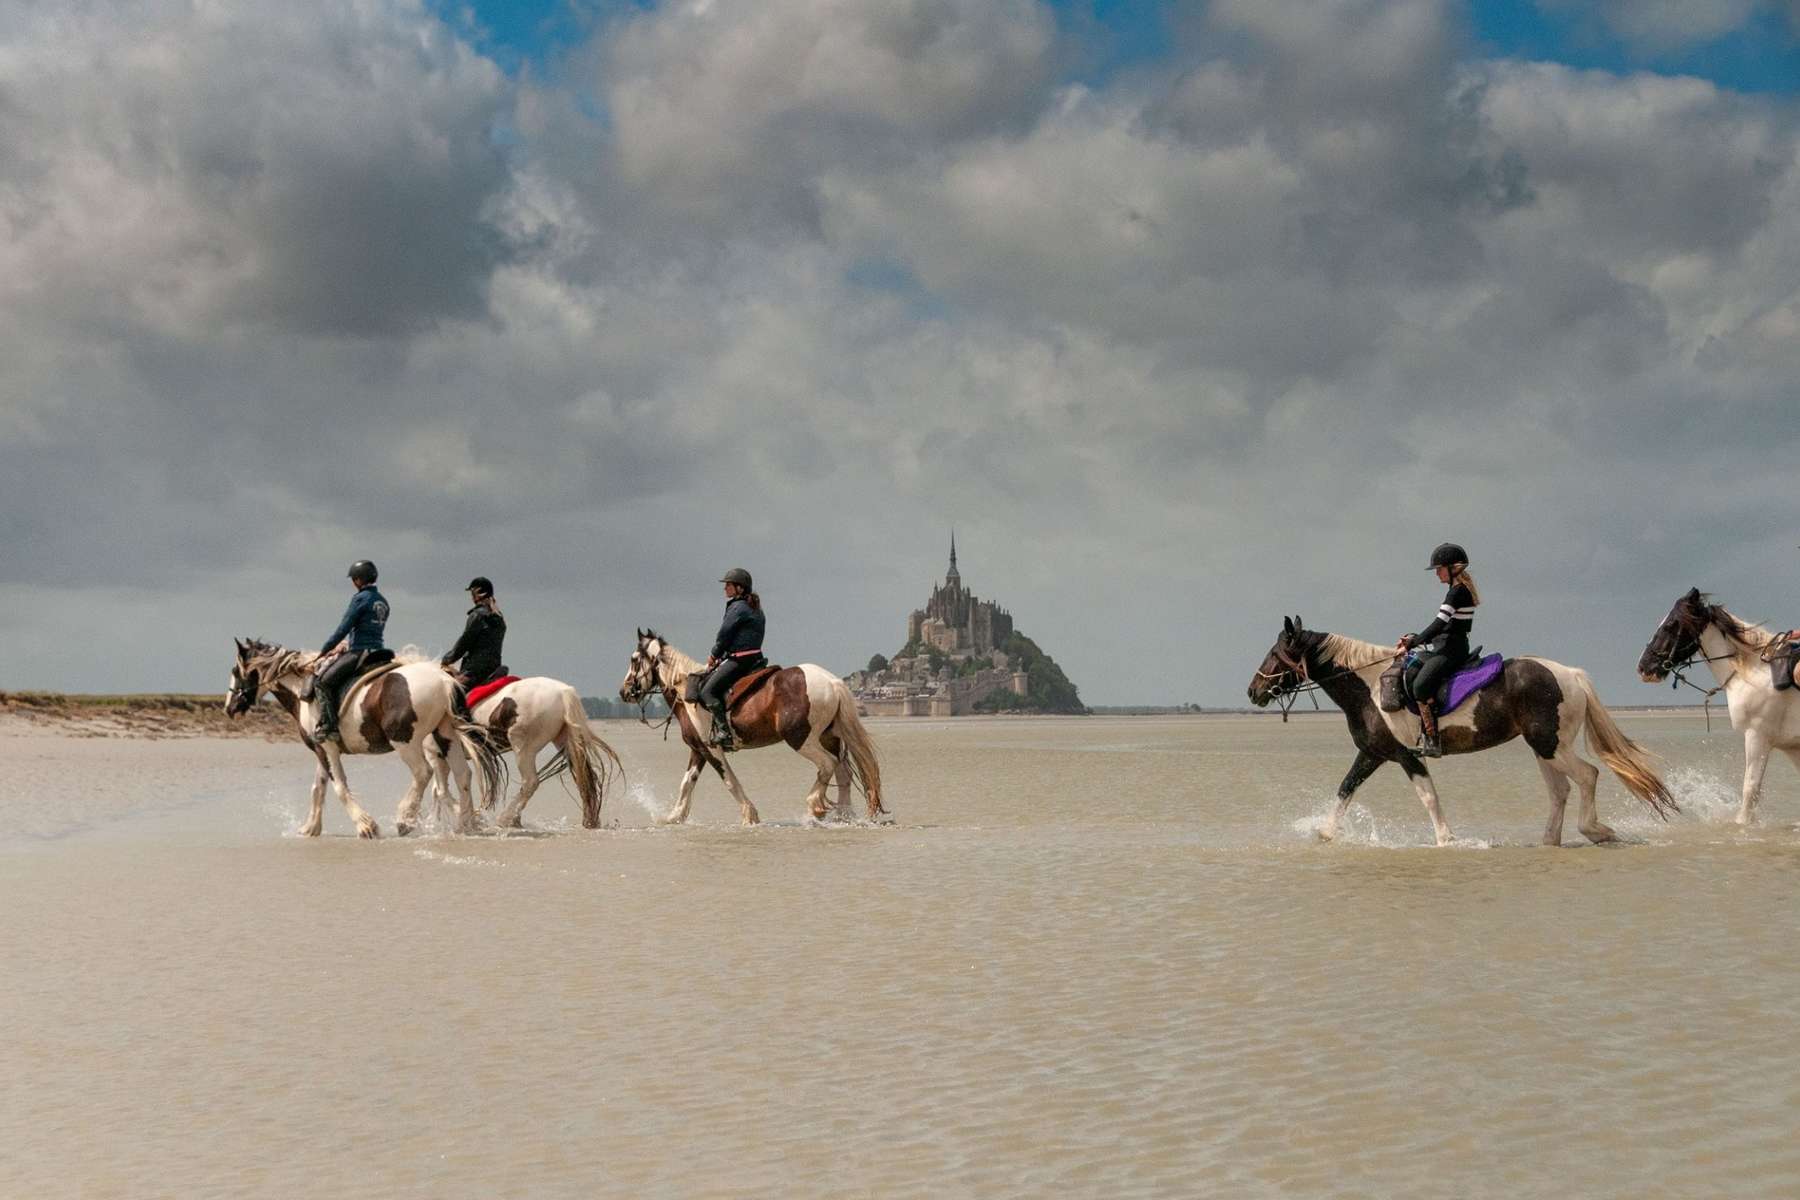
<box><xmin>1574</xmin><ymin>668</ymin><xmax>1678</xmax><ymax>820</ymax></box>
<box><xmin>453</xmin><ymin>716</ymin><xmax>509</xmax><ymax>814</ymax></box>
<box><xmin>831</xmin><ymin>683</ymin><xmax>886</xmax><ymax>820</ymax></box>
<box><xmin>548</xmin><ymin>686</ymin><xmax>622</xmax><ymax>829</ymax></box>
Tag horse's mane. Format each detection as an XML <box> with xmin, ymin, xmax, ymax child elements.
<box><xmin>240</xmin><ymin>638</ymin><xmax>439</xmax><ymax>677</ymax></box>
<box><xmin>1704</xmin><ymin>601</ymin><xmax>1778</xmax><ymax>651</ymax></box>
<box><xmin>1319</xmin><ymin>633</ymin><xmax>1401</xmax><ymax>672</ymax></box>
<box><xmin>643</xmin><ymin>629</ymin><xmax>704</xmax><ymax>682</ymax></box>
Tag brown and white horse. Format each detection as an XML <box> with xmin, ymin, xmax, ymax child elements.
<box><xmin>618</xmin><ymin>628</ymin><xmax>885</xmax><ymax>825</ymax></box>
<box><xmin>226</xmin><ymin>638</ymin><xmax>504</xmax><ymax>838</ymax></box>
<box><xmin>465</xmin><ymin>677</ymin><xmax>623</xmax><ymax>829</ymax></box>
<box><xmin>1248</xmin><ymin>617</ymin><xmax>1676</xmax><ymax>845</ymax></box>
<box><xmin>1638</xmin><ymin>588</ymin><xmax>1800</xmax><ymax>825</ymax></box>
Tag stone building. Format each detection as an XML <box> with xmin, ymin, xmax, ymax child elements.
<box><xmin>850</xmin><ymin>536</ymin><xmax>1031</xmax><ymax>717</ymax></box>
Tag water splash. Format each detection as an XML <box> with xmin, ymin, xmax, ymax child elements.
<box><xmin>1660</xmin><ymin>765</ymin><xmax>1745</xmax><ymax>826</ymax></box>
<box><xmin>1290</xmin><ymin>797</ymin><xmax>1490</xmax><ymax>849</ymax></box>
<box><xmin>625</xmin><ymin>769</ymin><xmax>667</xmax><ymax>822</ymax></box>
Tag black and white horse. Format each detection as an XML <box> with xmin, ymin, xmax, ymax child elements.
<box><xmin>1638</xmin><ymin>588</ymin><xmax>1800</xmax><ymax>825</ymax></box>
<box><xmin>1249</xmin><ymin>617</ymin><xmax>1676</xmax><ymax>845</ymax></box>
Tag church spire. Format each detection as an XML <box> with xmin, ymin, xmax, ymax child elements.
<box><xmin>947</xmin><ymin>529</ymin><xmax>960</xmax><ymax>584</ymax></box>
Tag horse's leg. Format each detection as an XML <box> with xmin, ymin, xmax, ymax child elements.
<box><xmin>796</xmin><ymin>739</ymin><xmax>837</xmax><ymax>822</ymax></box>
<box><xmin>711</xmin><ymin>755</ymin><xmax>760</xmax><ymax>826</ymax></box>
<box><xmin>1559</xmin><ymin>747</ymin><xmax>1613</xmax><ymax>845</ymax></box>
<box><xmin>443</xmin><ymin>734</ymin><xmax>479</xmax><ymax>833</ymax></box>
<box><xmin>300</xmin><ymin>755</ymin><xmax>329</xmax><ymax>838</ymax></box>
<box><xmin>1322</xmin><ymin>749</ymin><xmax>1383</xmax><ymax>841</ymax></box>
<box><xmin>820</xmin><ymin>729</ymin><xmax>853</xmax><ymax>819</ymax></box>
<box><xmin>423</xmin><ymin>736</ymin><xmax>452</xmax><ymax>828</ymax></box>
<box><xmin>393</xmin><ymin>741</ymin><xmax>432</xmax><ymax>837</ymax></box>
<box><xmin>663</xmin><ymin>749</ymin><xmax>705</xmax><ymax>825</ymax></box>
<box><xmin>1738</xmin><ymin>728</ymin><xmax>1771</xmax><ymax>825</ymax></box>
<box><xmin>1397</xmin><ymin>753</ymin><xmax>1452</xmax><ymax>845</ymax></box>
<box><xmin>497</xmin><ymin>734</ymin><xmax>544</xmax><ymax>830</ymax></box>
<box><xmin>1534</xmin><ymin>756</ymin><xmax>1572</xmax><ymax>846</ymax></box>
<box><xmin>322</xmin><ymin>743</ymin><xmax>378</xmax><ymax>838</ymax></box>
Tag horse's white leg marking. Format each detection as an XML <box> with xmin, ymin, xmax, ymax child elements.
<box><xmin>795</xmin><ymin>737</ymin><xmax>837</xmax><ymax>821</ymax></box>
<box><xmin>1406</xmin><ymin>766</ymin><xmax>1453</xmax><ymax>845</ymax></box>
<box><xmin>393</xmin><ymin>741</ymin><xmax>433</xmax><ymax>836</ymax></box>
<box><xmin>444</xmin><ymin>737</ymin><xmax>478</xmax><ymax>833</ymax></box>
<box><xmin>1739</xmin><ymin>727</ymin><xmax>1771</xmax><ymax>825</ymax></box>
<box><xmin>323</xmin><ymin>742</ymin><xmax>378</xmax><ymax>838</ymax></box>
<box><xmin>1559</xmin><ymin>746</ymin><xmax>1612</xmax><ymax>844</ymax></box>
<box><xmin>302</xmin><ymin>758</ymin><xmax>328</xmax><ymax>838</ymax></box>
<box><xmin>1535</xmin><ymin>756</ymin><xmax>1571</xmax><ymax>846</ymax></box>
<box><xmin>497</xmin><ymin>732</ymin><xmax>546</xmax><ymax>830</ymax></box>
<box><xmin>663</xmin><ymin>750</ymin><xmax>704</xmax><ymax>825</ymax></box>
<box><xmin>423</xmin><ymin>737</ymin><xmax>452</xmax><ymax>827</ymax></box>
<box><xmin>833</xmin><ymin>752</ymin><xmax>854</xmax><ymax>819</ymax></box>
<box><xmin>715</xmin><ymin>756</ymin><xmax>760</xmax><ymax>826</ymax></box>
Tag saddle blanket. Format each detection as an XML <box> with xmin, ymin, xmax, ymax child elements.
<box><xmin>1439</xmin><ymin>654</ymin><xmax>1504</xmax><ymax>714</ymax></box>
<box><xmin>467</xmin><ymin>675</ymin><xmax>522</xmax><ymax>708</ymax></box>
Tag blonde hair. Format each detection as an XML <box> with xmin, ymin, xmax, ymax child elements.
<box><xmin>1452</xmin><ymin>567</ymin><xmax>1481</xmax><ymax>606</ymax></box>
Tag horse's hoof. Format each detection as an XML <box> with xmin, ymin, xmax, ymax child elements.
<box><xmin>395</xmin><ymin>822</ymin><xmax>413</xmax><ymax>838</ymax></box>
<box><xmin>358</xmin><ymin>822</ymin><xmax>380</xmax><ymax>839</ymax></box>
<box><xmin>1585</xmin><ymin>828</ymin><xmax>1618</xmax><ymax>845</ymax></box>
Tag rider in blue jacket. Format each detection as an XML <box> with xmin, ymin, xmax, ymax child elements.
<box><xmin>313</xmin><ymin>560</ymin><xmax>392</xmax><ymax>743</ymax></box>
<box><xmin>699</xmin><ymin>567</ymin><xmax>766</xmax><ymax>752</ymax></box>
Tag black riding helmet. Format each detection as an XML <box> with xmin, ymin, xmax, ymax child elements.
<box><xmin>720</xmin><ymin>567</ymin><xmax>753</xmax><ymax>590</ymax></box>
<box><xmin>466</xmin><ymin>576</ymin><xmax>494</xmax><ymax>597</ymax></box>
<box><xmin>1426</xmin><ymin>543</ymin><xmax>1467</xmax><ymax>571</ymax></box>
<box><xmin>348</xmin><ymin>560</ymin><xmax>378</xmax><ymax>584</ymax></box>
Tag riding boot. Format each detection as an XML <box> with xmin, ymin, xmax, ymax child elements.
<box><xmin>706</xmin><ymin>699</ymin><xmax>736</xmax><ymax>752</ymax></box>
<box><xmin>1416</xmin><ymin>701</ymin><xmax>1442</xmax><ymax>758</ymax></box>
<box><xmin>451</xmin><ymin>680</ymin><xmax>471</xmax><ymax>721</ymax></box>
<box><xmin>314</xmin><ymin>684</ymin><xmax>341</xmax><ymax>744</ymax></box>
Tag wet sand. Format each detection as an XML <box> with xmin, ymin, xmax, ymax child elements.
<box><xmin>3</xmin><ymin>712</ymin><xmax>1800</xmax><ymax>1198</ymax></box>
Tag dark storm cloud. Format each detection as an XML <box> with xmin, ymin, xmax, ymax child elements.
<box><xmin>3</xmin><ymin>0</ymin><xmax>1799</xmax><ymax>703</ymax></box>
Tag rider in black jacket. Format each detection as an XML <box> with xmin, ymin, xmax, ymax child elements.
<box><xmin>442</xmin><ymin>576</ymin><xmax>507</xmax><ymax>716</ymax></box>
<box><xmin>699</xmin><ymin>568</ymin><xmax>766</xmax><ymax>752</ymax></box>
<box><xmin>1395</xmin><ymin>543</ymin><xmax>1479</xmax><ymax>758</ymax></box>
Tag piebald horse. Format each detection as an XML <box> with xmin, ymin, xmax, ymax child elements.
<box><xmin>226</xmin><ymin>638</ymin><xmax>504</xmax><ymax>838</ymax></box>
<box><xmin>1638</xmin><ymin>588</ymin><xmax>1800</xmax><ymax>825</ymax></box>
<box><xmin>465</xmin><ymin>677</ymin><xmax>623</xmax><ymax>829</ymax></box>
<box><xmin>1248</xmin><ymin>616</ymin><xmax>1676</xmax><ymax>845</ymax></box>
<box><xmin>618</xmin><ymin>628</ymin><xmax>885</xmax><ymax>825</ymax></box>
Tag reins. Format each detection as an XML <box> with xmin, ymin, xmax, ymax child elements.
<box><xmin>1257</xmin><ymin>648</ymin><xmax>1392</xmax><ymax>723</ymax></box>
<box><xmin>1658</xmin><ymin>649</ymin><xmax>1737</xmax><ymax>733</ymax></box>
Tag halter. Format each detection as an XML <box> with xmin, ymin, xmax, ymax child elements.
<box><xmin>1256</xmin><ymin>639</ymin><xmax>1394</xmax><ymax>723</ymax></box>
<box><xmin>1651</xmin><ymin>607</ymin><xmax>1742</xmax><ymax>733</ymax></box>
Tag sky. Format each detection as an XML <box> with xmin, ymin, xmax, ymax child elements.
<box><xmin>2</xmin><ymin>0</ymin><xmax>1797</xmax><ymax>707</ymax></box>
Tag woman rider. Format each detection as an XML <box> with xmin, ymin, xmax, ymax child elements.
<box><xmin>441</xmin><ymin>576</ymin><xmax>507</xmax><ymax>716</ymax></box>
<box><xmin>1394</xmin><ymin>543</ymin><xmax>1480</xmax><ymax>758</ymax></box>
<box><xmin>313</xmin><ymin>560</ymin><xmax>392</xmax><ymax>744</ymax></box>
<box><xmin>699</xmin><ymin>568</ymin><xmax>766</xmax><ymax>752</ymax></box>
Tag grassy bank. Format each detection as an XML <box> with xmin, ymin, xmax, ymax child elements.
<box><xmin>0</xmin><ymin>692</ymin><xmax>289</xmax><ymax>739</ymax></box>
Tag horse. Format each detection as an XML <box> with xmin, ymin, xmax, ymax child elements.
<box><xmin>226</xmin><ymin>638</ymin><xmax>504</xmax><ymax>838</ymax></box>
<box><xmin>463</xmin><ymin>676</ymin><xmax>623</xmax><ymax>829</ymax></box>
<box><xmin>617</xmin><ymin>628</ymin><xmax>885</xmax><ymax>825</ymax></box>
<box><xmin>1637</xmin><ymin>588</ymin><xmax>1800</xmax><ymax>825</ymax></box>
<box><xmin>1247</xmin><ymin>616</ymin><xmax>1676</xmax><ymax>845</ymax></box>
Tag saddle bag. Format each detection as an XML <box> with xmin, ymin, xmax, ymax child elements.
<box><xmin>1771</xmin><ymin>647</ymin><xmax>1798</xmax><ymax>692</ymax></box>
<box><xmin>683</xmin><ymin>675</ymin><xmax>704</xmax><ymax>703</ymax></box>
<box><xmin>1378</xmin><ymin>660</ymin><xmax>1408</xmax><ymax>713</ymax></box>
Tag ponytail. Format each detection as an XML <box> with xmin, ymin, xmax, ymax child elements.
<box><xmin>746</xmin><ymin>591</ymin><xmax>762</xmax><ymax>612</ymax></box>
<box><xmin>1453</xmin><ymin>568</ymin><xmax>1481</xmax><ymax>607</ymax></box>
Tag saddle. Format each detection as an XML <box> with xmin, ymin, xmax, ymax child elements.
<box><xmin>464</xmin><ymin>673</ymin><xmax>520</xmax><ymax>709</ymax></box>
<box><xmin>1379</xmin><ymin>647</ymin><xmax>1503</xmax><ymax>716</ymax></box>
<box><xmin>301</xmin><ymin>649</ymin><xmax>398</xmax><ymax>702</ymax></box>
<box><xmin>682</xmin><ymin>664</ymin><xmax>782</xmax><ymax>713</ymax></box>
<box><xmin>1766</xmin><ymin>636</ymin><xmax>1800</xmax><ymax>691</ymax></box>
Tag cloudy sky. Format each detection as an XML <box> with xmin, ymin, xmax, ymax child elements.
<box><xmin>3</xmin><ymin>0</ymin><xmax>1797</xmax><ymax>706</ymax></box>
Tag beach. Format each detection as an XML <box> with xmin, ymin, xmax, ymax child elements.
<box><xmin>4</xmin><ymin>710</ymin><xmax>1799</xmax><ymax>1198</ymax></box>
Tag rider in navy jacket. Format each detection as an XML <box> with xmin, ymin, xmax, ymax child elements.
<box><xmin>700</xmin><ymin>568</ymin><xmax>766</xmax><ymax>752</ymax></box>
<box><xmin>314</xmin><ymin>560</ymin><xmax>393</xmax><ymax>744</ymax></box>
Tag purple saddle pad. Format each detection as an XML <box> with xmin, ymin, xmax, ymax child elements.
<box><xmin>1441</xmin><ymin>654</ymin><xmax>1504</xmax><ymax>714</ymax></box>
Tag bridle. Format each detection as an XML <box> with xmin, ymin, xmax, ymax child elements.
<box><xmin>1255</xmin><ymin>637</ymin><xmax>1391</xmax><ymax>723</ymax></box>
<box><xmin>1649</xmin><ymin>606</ymin><xmax>1739</xmax><ymax>731</ymax></box>
<box><xmin>625</xmin><ymin>642</ymin><xmax>679</xmax><ymax>738</ymax></box>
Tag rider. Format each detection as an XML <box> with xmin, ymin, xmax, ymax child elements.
<box><xmin>441</xmin><ymin>575</ymin><xmax>508</xmax><ymax>716</ymax></box>
<box><xmin>699</xmin><ymin>567</ymin><xmax>766</xmax><ymax>752</ymax></box>
<box><xmin>1395</xmin><ymin>542</ymin><xmax>1479</xmax><ymax>758</ymax></box>
<box><xmin>313</xmin><ymin>560</ymin><xmax>392</xmax><ymax>744</ymax></box>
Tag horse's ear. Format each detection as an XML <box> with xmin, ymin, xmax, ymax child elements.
<box><xmin>636</xmin><ymin>627</ymin><xmax>644</xmax><ymax>639</ymax></box>
<box><xmin>1685</xmin><ymin>586</ymin><xmax>1702</xmax><ymax>602</ymax></box>
<box><xmin>1282</xmin><ymin>616</ymin><xmax>1294</xmax><ymax>634</ymax></box>
<box><xmin>1294</xmin><ymin>614</ymin><xmax>1305</xmax><ymax>632</ymax></box>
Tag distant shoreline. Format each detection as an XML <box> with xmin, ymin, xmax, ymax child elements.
<box><xmin>0</xmin><ymin>692</ymin><xmax>288</xmax><ymax>740</ymax></box>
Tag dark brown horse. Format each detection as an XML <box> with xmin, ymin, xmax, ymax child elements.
<box><xmin>1248</xmin><ymin>617</ymin><xmax>1675</xmax><ymax>845</ymax></box>
<box><xmin>619</xmin><ymin>628</ymin><xmax>884</xmax><ymax>824</ymax></box>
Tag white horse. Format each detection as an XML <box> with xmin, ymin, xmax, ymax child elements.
<box><xmin>1250</xmin><ymin>616</ymin><xmax>1676</xmax><ymax>845</ymax></box>
<box><xmin>617</xmin><ymin>628</ymin><xmax>884</xmax><ymax>825</ymax></box>
<box><xmin>226</xmin><ymin>638</ymin><xmax>503</xmax><ymax>838</ymax></box>
<box><xmin>464</xmin><ymin>677</ymin><xmax>623</xmax><ymax>829</ymax></box>
<box><xmin>1639</xmin><ymin>588</ymin><xmax>1800</xmax><ymax>825</ymax></box>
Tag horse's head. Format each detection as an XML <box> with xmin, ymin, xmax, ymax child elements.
<box><xmin>619</xmin><ymin>628</ymin><xmax>665</xmax><ymax>703</ymax></box>
<box><xmin>1638</xmin><ymin>587</ymin><xmax>1711</xmax><ymax>682</ymax></box>
<box><xmin>1248</xmin><ymin>615</ymin><xmax>1312</xmax><ymax>707</ymax></box>
<box><xmin>226</xmin><ymin>637</ymin><xmax>264</xmax><ymax>716</ymax></box>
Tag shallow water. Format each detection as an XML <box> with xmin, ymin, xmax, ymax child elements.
<box><xmin>4</xmin><ymin>712</ymin><xmax>1800</xmax><ymax>1198</ymax></box>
